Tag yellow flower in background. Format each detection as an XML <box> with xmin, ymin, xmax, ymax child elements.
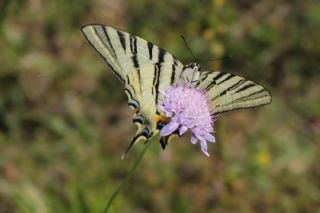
<box><xmin>203</xmin><ymin>28</ymin><xmax>215</xmax><ymax>40</ymax></box>
<box><xmin>209</xmin><ymin>41</ymin><xmax>225</xmax><ymax>71</ymax></box>
<box><xmin>210</xmin><ymin>41</ymin><xmax>225</xmax><ymax>56</ymax></box>
<box><xmin>187</xmin><ymin>22</ymin><xmax>200</xmax><ymax>36</ymax></box>
<box><xmin>213</xmin><ymin>0</ymin><xmax>225</xmax><ymax>9</ymax></box>
<box><xmin>256</xmin><ymin>150</ymin><xmax>271</xmax><ymax>168</ymax></box>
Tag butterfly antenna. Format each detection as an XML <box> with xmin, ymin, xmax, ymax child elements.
<box><xmin>180</xmin><ymin>35</ymin><xmax>198</xmax><ymax>63</ymax></box>
<box><xmin>199</xmin><ymin>56</ymin><xmax>232</xmax><ymax>64</ymax></box>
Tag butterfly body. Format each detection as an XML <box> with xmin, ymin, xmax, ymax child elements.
<box><xmin>81</xmin><ymin>25</ymin><xmax>271</xmax><ymax>155</ymax></box>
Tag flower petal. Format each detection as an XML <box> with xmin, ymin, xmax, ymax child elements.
<box><xmin>200</xmin><ymin>140</ymin><xmax>210</xmax><ymax>157</ymax></box>
<box><xmin>159</xmin><ymin>83</ymin><xmax>216</xmax><ymax>155</ymax></box>
<box><xmin>179</xmin><ymin>126</ymin><xmax>188</xmax><ymax>136</ymax></box>
<box><xmin>191</xmin><ymin>136</ymin><xmax>198</xmax><ymax>144</ymax></box>
<box><xmin>160</xmin><ymin>121</ymin><xmax>179</xmax><ymax>136</ymax></box>
<box><xmin>205</xmin><ymin>133</ymin><xmax>216</xmax><ymax>143</ymax></box>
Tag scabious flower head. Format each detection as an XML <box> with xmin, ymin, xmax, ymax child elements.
<box><xmin>159</xmin><ymin>83</ymin><xmax>216</xmax><ymax>156</ymax></box>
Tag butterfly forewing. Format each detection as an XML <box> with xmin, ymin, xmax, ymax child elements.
<box><xmin>197</xmin><ymin>71</ymin><xmax>271</xmax><ymax>114</ymax></box>
<box><xmin>82</xmin><ymin>25</ymin><xmax>185</xmax><ymax>154</ymax></box>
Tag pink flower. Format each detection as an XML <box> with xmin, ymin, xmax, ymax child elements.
<box><xmin>159</xmin><ymin>83</ymin><xmax>216</xmax><ymax>156</ymax></box>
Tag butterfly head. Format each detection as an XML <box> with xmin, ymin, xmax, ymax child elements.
<box><xmin>183</xmin><ymin>62</ymin><xmax>201</xmax><ymax>84</ymax></box>
<box><xmin>188</xmin><ymin>62</ymin><xmax>201</xmax><ymax>72</ymax></box>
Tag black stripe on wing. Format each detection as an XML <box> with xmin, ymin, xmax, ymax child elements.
<box><xmin>170</xmin><ymin>60</ymin><xmax>179</xmax><ymax>85</ymax></box>
<box><xmin>218</xmin><ymin>73</ymin><xmax>236</xmax><ymax>85</ymax></box>
<box><xmin>125</xmin><ymin>76</ymin><xmax>136</xmax><ymax>97</ymax></box>
<box><xmin>117</xmin><ymin>31</ymin><xmax>126</xmax><ymax>51</ymax></box>
<box><xmin>233</xmin><ymin>88</ymin><xmax>269</xmax><ymax>103</ymax></box>
<box><xmin>204</xmin><ymin>72</ymin><xmax>225</xmax><ymax>91</ymax></box>
<box><xmin>154</xmin><ymin>64</ymin><xmax>161</xmax><ymax>105</ymax></box>
<box><xmin>212</xmin><ymin>102</ymin><xmax>270</xmax><ymax>115</ymax></box>
<box><xmin>130</xmin><ymin>35</ymin><xmax>138</xmax><ymax>54</ymax></box>
<box><xmin>227</xmin><ymin>79</ymin><xmax>246</xmax><ymax>91</ymax></box>
<box><xmin>131</xmin><ymin>54</ymin><xmax>142</xmax><ymax>95</ymax></box>
<box><xmin>158</xmin><ymin>48</ymin><xmax>166</xmax><ymax>64</ymax></box>
<box><xmin>154</xmin><ymin>48</ymin><xmax>166</xmax><ymax>105</ymax></box>
<box><xmin>100</xmin><ymin>26</ymin><xmax>118</xmax><ymax>61</ymax></box>
<box><xmin>234</xmin><ymin>83</ymin><xmax>256</xmax><ymax>93</ymax></box>
<box><xmin>147</xmin><ymin>42</ymin><xmax>153</xmax><ymax>60</ymax></box>
<box><xmin>209</xmin><ymin>81</ymin><xmax>259</xmax><ymax>102</ymax></box>
<box><xmin>152</xmin><ymin>65</ymin><xmax>160</xmax><ymax>96</ymax></box>
<box><xmin>210</xmin><ymin>78</ymin><xmax>246</xmax><ymax>101</ymax></box>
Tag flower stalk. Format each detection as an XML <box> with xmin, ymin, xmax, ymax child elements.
<box><xmin>103</xmin><ymin>133</ymin><xmax>160</xmax><ymax>213</ymax></box>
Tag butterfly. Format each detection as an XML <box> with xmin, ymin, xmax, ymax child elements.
<box><xmin>81</xmin><ymin>25</ymin><xmax>271</xmax><ymax>156</ymax></box>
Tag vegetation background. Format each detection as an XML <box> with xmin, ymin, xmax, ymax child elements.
<box><xmin>0</xmin><ymin>0</ymin><xmax>319</xmax><ymax>212</ymax></box>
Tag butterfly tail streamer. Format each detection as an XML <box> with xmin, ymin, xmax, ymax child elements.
<box><xmin>121</xmin><ymin>127</ymin><xmax>151</xmax><ymax>159</ymax></box>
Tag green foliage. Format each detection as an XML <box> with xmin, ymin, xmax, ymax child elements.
<box><xmin>0</xmin><ymin>0</ymin><xmax>319</xmax><ymax>212</ymax></box>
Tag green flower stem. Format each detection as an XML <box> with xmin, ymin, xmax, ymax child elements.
<box><xmin>103</xmin><ymin>133</ymin><xmax>160</xmax><ymax>213</ymax></box>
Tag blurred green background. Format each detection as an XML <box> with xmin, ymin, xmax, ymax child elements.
<box><xmin>0</xmin><ymin>0</ymin><xmax>320</xmax><ymax>212</ymax></box>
